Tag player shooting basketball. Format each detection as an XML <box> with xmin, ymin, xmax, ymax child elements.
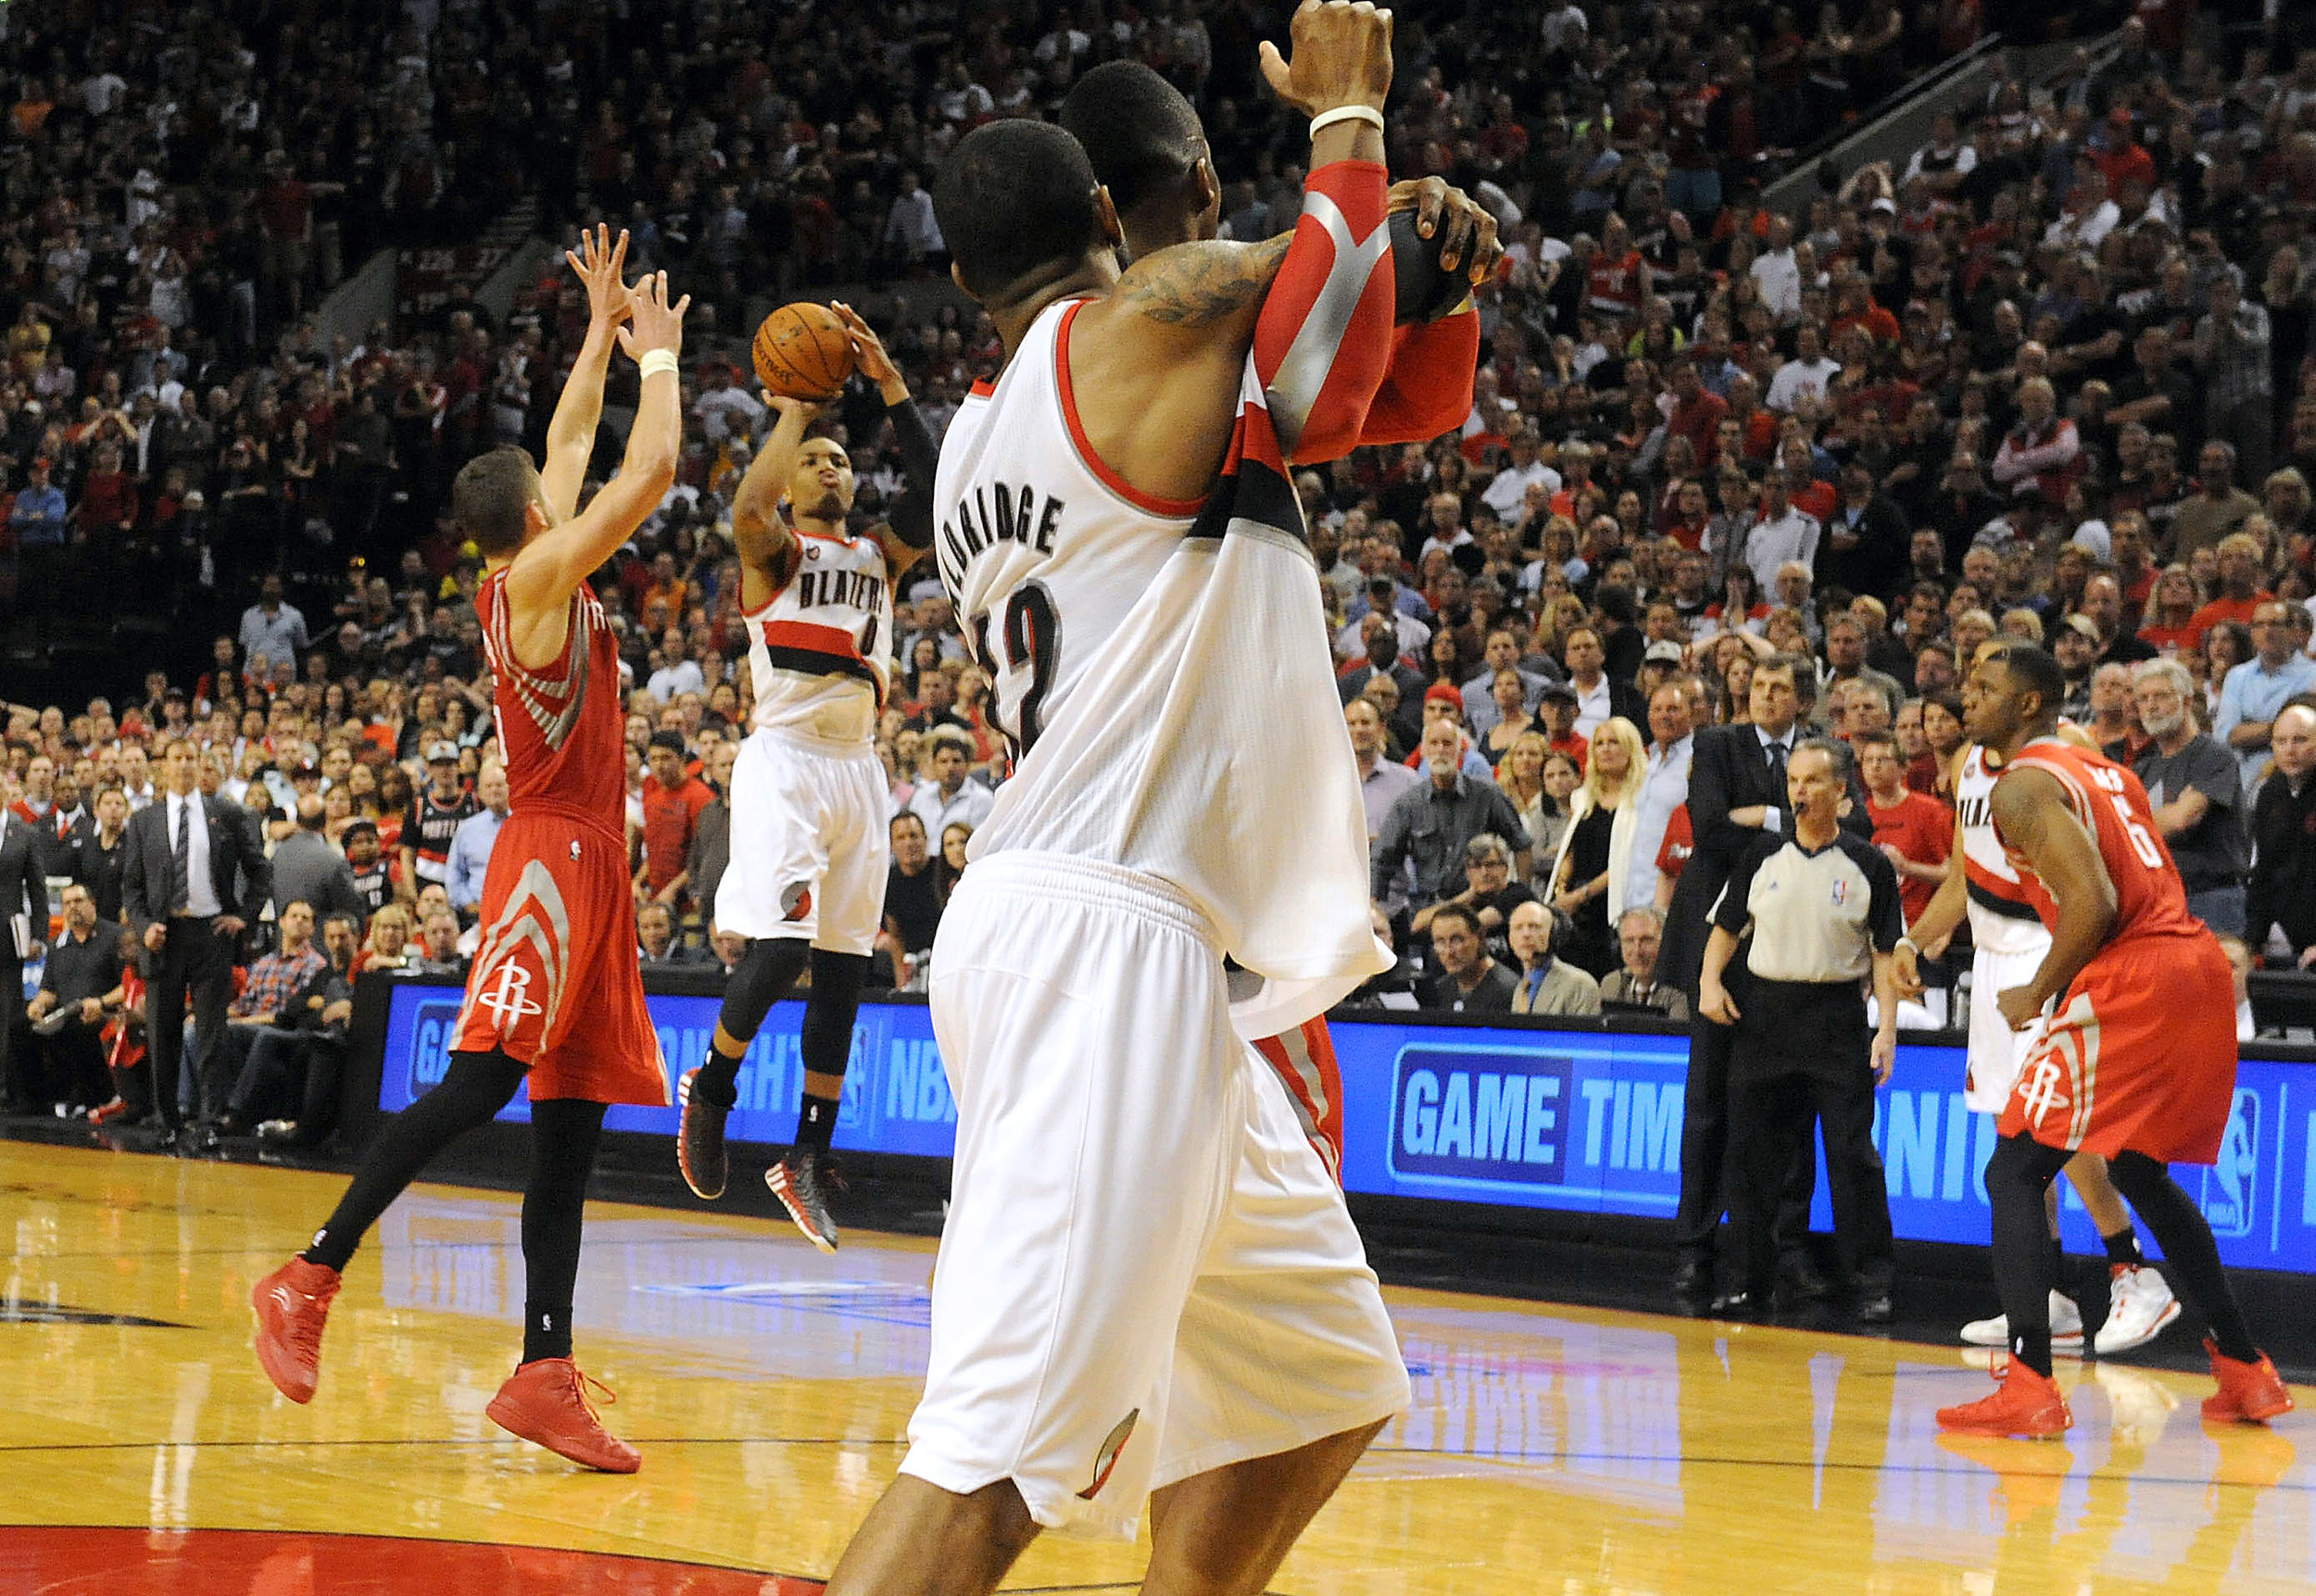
<box><xmin>676</xmin><ymin>303</ymin><xmax>937</xmax><ymax>1250</ymax></box>
<box><xmin>251</xmin><ymin>229</ymin><xmax>688</xmax><ymax>1474</ymax></box>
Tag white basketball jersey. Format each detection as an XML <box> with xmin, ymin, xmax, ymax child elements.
<box><xmin>1956</xmin><ymin>744</ymin><xmax>2052</xmax><ymax>956</ymax></box>
<box><xmin>933</xmin><ymin>295</ymin><xmax>1385</xmax><ymax>1003</ymax></box>
<box><xmin>743</xmin><ymin>525</ymin><xmax>891</xmax><ymax>745</ymax></box>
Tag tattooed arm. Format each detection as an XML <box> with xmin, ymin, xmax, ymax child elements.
<box><xmin>1114</xmin><ymin>234</ymin><xmax>1296</xmax><ymax>344</ymax></box>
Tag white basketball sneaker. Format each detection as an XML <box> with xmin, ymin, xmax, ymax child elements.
<box><xmin>1958</xmin><ymin>1291</ymin><xmax>2084</xmax><ymax>1355</ymax></box>
<box><xmin>2093</xmin><ymin>1264</ymin><xmax>2181</xmax><ymax>1355</ymax></box>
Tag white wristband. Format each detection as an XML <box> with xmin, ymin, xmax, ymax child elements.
<box><xmin>1309</xmin><ymin>104</ymin><xmax>1385</xmax><ymax>140</ymax></box>
<box><xmin>637</xmin><ymin>349</ymin><xmax>679</xmax><ymax>382</ymax></box>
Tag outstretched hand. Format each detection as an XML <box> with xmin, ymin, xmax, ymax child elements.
<box><xmin>830</xmin><ymin>300</ymin><xmax>903</xmax><ymax>392</ymax></box>
<box><xmin>617</xmin><ymin>270</ymin><xmax>690</xmax><ymax>362</ymax></box>
<box><xmin>1258</xmin><ymin>0</ymin><xmax>1393</xmax><ymax>119</ymax></box>
<box><xmin>566</xmin><ymin>225</ymin><xmax>634</xmax><ymax>332</ymax></box>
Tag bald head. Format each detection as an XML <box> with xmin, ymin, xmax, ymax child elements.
<box><xmin>2275</xmin><ymin>702</ymin><xmax>2316</xmax><ymax>783</ymax></box>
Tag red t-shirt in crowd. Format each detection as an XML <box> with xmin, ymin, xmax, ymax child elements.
<box><xmin>1655</xmin><ymin>804</ymin><xmax>1693</xmax><ymax>882</ymax></box>
<box><xmin>639</xmin><ymin>773</ymin><xmax>713</xmax><ymax>893</ymax></box>
<box><xmin>1867</xmin><ymin>786</ymin><xmax>1953</xmax><ymax>925</ymax></box>
<box><xmin>2185</xmin><ymin>592</ymin><xmax>2271</xmax><ymax>650</ymax></box>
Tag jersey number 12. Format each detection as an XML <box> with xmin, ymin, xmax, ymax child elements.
<box><xmin>971</xmin><ymin>583</ymin><xmax>1059</xmax><ymax>759</ymax></box>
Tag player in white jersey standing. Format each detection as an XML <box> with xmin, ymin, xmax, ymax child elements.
<box><xmin>818</xmin><ymin>8</ymin><xmax>1411</xmax><ymax>1594</ymax></box>
<box><xmin>1895</xmin><ymin>724</ymin><xmax>2180</xmax><ymax>1355</ymax></box>
<box><xmin>675</xmin><ymin>307</ymin><xmax>935</xmax><ymax>1250</ymax></box>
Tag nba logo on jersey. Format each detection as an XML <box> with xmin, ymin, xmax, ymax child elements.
<box><xmin>1830</xmin><ymin>879</ymin><xmax>1847</xmax><ymax>907</ymax></box>
<box><xmin>2200</xmin><ymin>1088</ymin><xmax>2260</xmax><ymax>1238</ymax></box>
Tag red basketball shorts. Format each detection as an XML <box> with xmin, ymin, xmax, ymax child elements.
<box><xmin>1998</xmin><ymin>931</ymin><xmax>2236</xmax><ymax>1164</ymax></box>
<box><xmin>450</xmin><ymin>811</ymin><xmax>668</xmax><ymax>1106</ymax></box>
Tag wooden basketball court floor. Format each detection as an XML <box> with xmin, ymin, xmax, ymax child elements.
<box><xmin>4</xmin><ymin>1139</ymin><xmax>2313</xmax><ymax>1594</ymax></box>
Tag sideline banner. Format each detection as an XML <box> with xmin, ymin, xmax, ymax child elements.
<box><xmin>371</xmin><ymin>983</ymin><xmax>2314</xmax><ymax>1272</ymax></box>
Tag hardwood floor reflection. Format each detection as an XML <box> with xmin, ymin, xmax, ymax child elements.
<box><xmin>2</xmin><ymin>1140</ymin><xmax>2310</xmax><ymax>1593</ymax></box>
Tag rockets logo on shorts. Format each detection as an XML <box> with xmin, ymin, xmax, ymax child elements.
<box><xmin>2014</xmin><ymin>1052</ymin><xmax>2072</xmax><ymax>1128</ymax></box>
<box><xmin>781</xmin><ymin>881</ymin><xmax>814</xmax><ymax>922</ymax></box>
<box><xmin>1076</xmin><ymin>1409</ymin><xmax>1139</xmax><ymax>1501</ymax></box>
<box><xmin>459</xmin><ymin>861</ymin><xmax>573</xmax><ymax>1051</ymax></box>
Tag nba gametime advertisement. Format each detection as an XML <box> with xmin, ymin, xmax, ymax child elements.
<box><xmin>373</xmin><ymin>983</ymin><xmax>2316</xmax><ymax>1275</ymax></box>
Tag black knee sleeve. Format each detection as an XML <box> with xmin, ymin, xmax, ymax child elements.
<box><xmin>800</xmin><ymin>950</ymin><xmax>870</xmax><ymax>1077</ymax></box>
<box><xmin>716</xmin><ymin>936</ymin><xmax>812</xmax><ymax>1047</ymax></box>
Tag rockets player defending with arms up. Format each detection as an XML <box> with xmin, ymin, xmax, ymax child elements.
<box><xmin>1933</xmin><ymin>644</ymin><xmax>2289</xmax><ymax>1439</ymax></box>
<box><xmin>676</xmin><ymin>308</ymin><xmax>935</xmax><ymax>1249</ymax></box>
<box><xmin>819</xmin><ymin>6</ymin><xmax>1411</xmax><ymax>1593</ymax></box>
<box><xmin>251</xmin><ymin>232</ymin><xmax>687</xmax><ymax>1474</ymax></box>
<box><xmin>1057</xmin><ymin>57</ymin><xmax>1493</xmax><ymax>1175</ymax></box>
<box><xmin>1894</xmin><ymin>727</ymin><xmax>2178</xmax><ymax>1357</ymax></box>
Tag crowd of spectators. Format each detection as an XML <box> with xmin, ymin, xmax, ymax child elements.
<box><xmin>13</xmin><ymin>0</ymin><xmax>2316</xmax><ymax>1135</ymax></box>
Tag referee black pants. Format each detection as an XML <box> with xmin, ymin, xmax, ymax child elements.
<box><xmin>1729</xmin><ymin>978</ymin><xmax>1894</xmax><ymax>1301</ymax></box>
<box><xmin>1675</xmin><ymin>961</ymin><xmax>1816</xmax><ymax>1268</ymax></box>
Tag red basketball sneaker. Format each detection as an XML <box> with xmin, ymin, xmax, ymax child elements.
<box><xmin>250</xmin><ymin>1256</ymin><xmax>340</xmax><ymax>1404</ymax></box>
<box><xmin>1936</xmin><ymin>1358</ymin><xmax>2072</xmax><ymax>1439</ymax></box>
<box><xmin>485</xmin><ymin>1358</ymin><xmax>641</xmax><ymax>1473</ymax></box>
<box><xmin>2202</xmin><ymin>1338</ymin><xmax>2295</xmax><ymax>1424</ymax></box>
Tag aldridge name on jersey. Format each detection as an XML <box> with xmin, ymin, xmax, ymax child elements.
<box><xmin>938</xmin><ymin>481</ymin><xmax>1069</xmax><ymax>594</ymax></box>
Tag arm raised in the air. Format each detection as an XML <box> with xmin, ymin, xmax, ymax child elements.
<box><xmin>728</xmin><ymin>395</ymin><xmax>813</xmax><ymax>610</ymax></box>
<box><xmin>502</xmin><ymin>271</ymin><xmax>687</xmax><ymax>661</ymax></box>
<box><xmin>538</xmin><ymin>227</ymin><xmax>633</xmax><ymax>521</ymax></box>
<box><xmin>1064</xmin><ymin>1</ymin><xmax>1393</xmax><ymax>506</ymax></box>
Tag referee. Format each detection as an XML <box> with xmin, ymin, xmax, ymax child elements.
<box><xmin>1697</xmin><ymin>736</ymin><xmax>1902</xmax><ymax>1324</ymax></box>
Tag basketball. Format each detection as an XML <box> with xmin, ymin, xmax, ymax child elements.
<box><xmin>752</xmin><ymin>301</ymin><xmax>856</xmax><ymax>401</ymax></box>
<box><xmin>1388</xmin><ymin>208</ymin><xmax>1467</xmax><ymax>326</ymax></box>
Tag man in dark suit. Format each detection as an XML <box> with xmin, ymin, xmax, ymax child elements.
<box><xmin>0</xmin><ymin>776</ymin><xmax>47</xmax><ymax>1112</ymax></box>
<box><xmin>1655</xmin><ymin>655</ymin><xmax>1850</xmax><ymax>1313</ymax></box>
<box><xmin>121</xmin><ymin>738</ymin><xmax>270</xmax><ymax>1143</ymax></box>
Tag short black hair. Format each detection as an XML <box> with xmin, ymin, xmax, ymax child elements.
<box><xmin>1429</xmin><ymin>901</ymin><xmax>1484</xmax><ymax>938</ymax></box>
<box><xmin>936</xmin><ymin>119</ymin><xmax>1104</xmax><ymax>300</ymax></box>
<box><xmin>452</xmin><ymin>446</ymin><xmax>541</xmax><ymax>557</ymax></box>
<box><xmin>1060</xmin><ymin>60</ymin><xmax>1202</xmax><ymax>218</ymax></box>
<box><xmin>648</xmin><ymin>730</ymin><xmax>687</xmax><ymax>755</ymax></box>
<box><xmin>1992</xmin><ymin>642</ymin><xmax>2067</xmax><ymax>714</ymax></box>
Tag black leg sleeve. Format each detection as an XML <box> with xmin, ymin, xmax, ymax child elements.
<box><xmin>800</xmin><ymin>949</ymin><xmax>869</xmax><ymax>1078</ymax></box>
<box><xmin>303</xmin><ymin>1048</ymin><xmax>530</xmax><ymax>1271</ymax></box>
<box><xmin>521</xmin><ymin>1096</ymin><xmax>608</xmax><ymax>1365</ymax></box>
<box><xmin>1985</xmin><ymin>1134</ymin><xmax>2074</xmax><ymax>1376</ymax></box>
<box><xmin>2107</xmin><ymin>1149</ymin><xmax>2260</xmax><ymax>1364</ymax></box>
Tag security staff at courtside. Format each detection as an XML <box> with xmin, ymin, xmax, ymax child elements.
<box><xmin>1697</xmin><ymin>736</ymin><xmax>1903</xmax><ymax>1324</ymax></box>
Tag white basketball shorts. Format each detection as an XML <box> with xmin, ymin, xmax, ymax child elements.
<box><xmin>713</xmin><ymin>728</ymin><xmax>889</xmax><ymax>956</ymax></box>
<box><xmin>904</xmin><ymin>851</ymin><xmax>1409</xmax><ymax>1541</ymax></box>
<box><xmin>1966</xmin><ymin>941</ymin><xmax>2054</xmax><ymax>1112</ymax></box>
